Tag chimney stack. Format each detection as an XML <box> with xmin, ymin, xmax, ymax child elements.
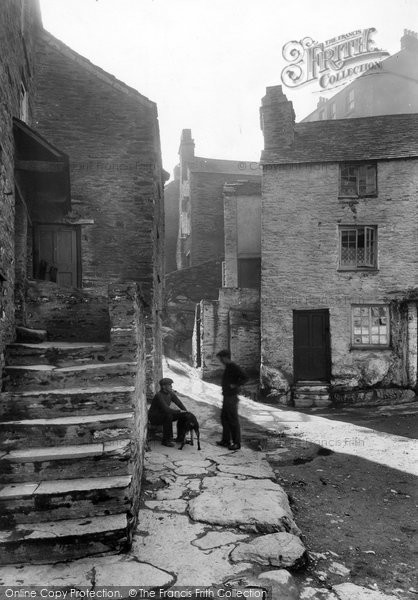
<box><xmin>178</xmin><ymin>129</ymin><xmax>195</xmax><ymax>182</ymax></box>
<box><xmin>260</xmin><ymin>85</ymin><xmax>295</xmax><ymax>150</ymax></box>
<box><xmin>401</xmin><ymin>29</ymin><xmax>418</xmax><ymax>52</ymax></box>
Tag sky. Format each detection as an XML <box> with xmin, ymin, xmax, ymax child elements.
<box><xmin>40</xmin><ymin>0</ymin><xmax>418</xmax><ymax>177</ymax></box>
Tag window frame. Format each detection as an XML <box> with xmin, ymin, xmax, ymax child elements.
<box><xmin>351</xmin><ymin>304</ymin><xmax>390</xmax><ymax>349</ymax></box>
<box><xmin>338</xmin><ymin>225</ymin><xmax>378</xmax><ymax>271</ymax></box>
<box><xmin>339</xmin><ymin>162</ymin><xmax>377</xmax><ymax>199</ymax></box>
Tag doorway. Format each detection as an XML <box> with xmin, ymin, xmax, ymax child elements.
<box><xmin>33</xmin><ymin>224</ymin><xmax>81</xmax><ymax>288</ymax></box>
<box><xmin>293</xmin><ymin>309</ymin><xmax>331</xmax><ymax>381</ymax></box>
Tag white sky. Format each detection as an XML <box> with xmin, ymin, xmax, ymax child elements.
<box><xmin>40</xmin><ymin>0</ymin><xmax>418</xmax><ymax>176</ymax></box>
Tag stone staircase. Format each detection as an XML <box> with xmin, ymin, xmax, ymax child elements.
<box><xmin>293</xmin><ymin>381</ymin><xmax>331</xmax><ymax>408</ymax></box>
<box><xmin>0</xmin><ymin>339</ymin><xmax>138</xmax><ymax>565</ymax></box>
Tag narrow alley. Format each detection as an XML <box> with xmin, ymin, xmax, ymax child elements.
<box><xmin>1</xmin><ymin>360</ymin><xmax>416</xmax><ymax>599</ymax></box>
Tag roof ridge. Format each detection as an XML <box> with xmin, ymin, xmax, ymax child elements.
<box><xmin>40</xmin><ymin>29</ymin><xmax>155</xmax><ymax>109</ymax></box>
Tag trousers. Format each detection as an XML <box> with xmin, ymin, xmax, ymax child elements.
<box><xmin>149</xmin><ymin>411</ymin><xmax>180</xmax><ymax>441</ymax></box>
<box><xmin>220</xmin><ymin>394</ymin><xmax>240</xmax><ymax>446</ymax></box>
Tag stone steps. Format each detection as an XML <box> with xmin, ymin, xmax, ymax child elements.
<box><xmin>0</xmin><ymin>412</ymin><xmax>134</xmax><ymax>451</ymax></box>
<box><xmin>293</xmin><ymin>382</ymin><xmax>331</xmax><ymax>408</ymax></box>
<box><xmin>0</xmin><ymin>385</ymin><xmax>135</xmax><ymax>420</ymax></box>
<box><xmin>5</xmin><ymin>342</ymin><xmax>110</xmax><ymax>367</ymax></box>
<box><xmin>0</xmin><ymin>475</ymin><xmax>132</xmax><ymax>525</ymax></box>
<box><xmin>3</xmin><ymin>361</ymin><xmax>136</xmax><ymax>391</ymax></box>
<box><xmin>0</xmin><ymin>513</ymin><xmax>128</xmax><ymax>565</ymax></box>
<box><xmin>0</xmin><ymin>440</ymin><xmax>132</xmax><ymax>483</ymax></box>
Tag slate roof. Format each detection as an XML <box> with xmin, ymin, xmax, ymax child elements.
<box><xmin>261</xmin><ymin>113</ymin><xmax>418</xmax><ymax>165</ymax></box>
<box><xmin>189</xmin><ymin>156</ymin><xmax>261</xmax><ymax>175</ymax></box>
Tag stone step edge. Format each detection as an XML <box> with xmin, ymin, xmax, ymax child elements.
<box><xmin>0</xmin><ymin>475</ymin><xmax>132</xmax><ymax>499</ymax></box>
<box><xmin>1</xmin><ymin>385</ymin><xmax>135</xmax><ymax>399</ymax></box>
<box><xmin>7</xmin><ymin>342</ymin><xmax>109</xmax><ymax>350</ymax></box>
<box><xmin>5</xmin><ymin>361</ymin><xmax>136</xmax><ymax>373</ymax></box>
<box><xmin>0</xmin><ymin>439</ymin><xmax>131</xmax><ymax>462</ymax></box>
<box><xmin>0</xmin><ymin>412</ymin><xmax>134</xmax><ymax>426</ymax></box>
<box><xmin>0</xmin><ymin>513</ymin><xmax>128</xmax><ymax>543</ymax></box>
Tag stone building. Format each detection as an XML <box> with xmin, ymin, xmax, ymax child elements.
<box><xmin>193</xmin><ymin>180</ymin><xmax>261</xmax><ymax>379</ymax></box>
<box><xmin>0</xmin><ymin>6</ymin><xmax>165</xmax><ymax>563</ymax></box>
<box><xmin>303</xmin><ymin>29</ymin><xmax>418</xmax><ymax>122</ymax></box>
<box><xmin>176</xmin><ymin>129</ymin><xmax>261</xmax><ymax>270</ymax></box>
<box><xmin>259</xmin><ymin>85</ymin><xmax>418</xmax><ymax>408</ymax></box>
<box><xmin>163</xmin><ymin>130</ymin><xmax>261</xmax><ymax>361</ymax></box>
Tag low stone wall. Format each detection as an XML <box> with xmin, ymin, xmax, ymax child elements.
<box><xmin>163</xmin><ymin>259</ymin><xmax>222</xmax><ymax>360</ymax></box>
<box><xmin>108</xmin><ymin>282</ymin><xmax>147</xmax><ymax>543</ymax></box>
<box><xmin>196</xmin><ymin>288</ymin><xmax>260</xmax><ymax>379</ymax></box>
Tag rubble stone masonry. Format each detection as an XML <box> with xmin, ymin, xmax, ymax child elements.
<box><xmin>34</xmin><ymin>31</ymin><xmax>164</xmax><ymax>393</ymax></box>
<box><xmin>0</xmin><ymin>0</ymin><xmax>41</xmax><ymax>365</ymax></box>
<box><xmin>261</xmin><ymin>159</ymin><xmax>418</xmax><ymax>400</ymax></box>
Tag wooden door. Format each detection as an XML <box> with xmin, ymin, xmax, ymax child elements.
<box><xmin>294</xmin><ymin>310</ymin><xmax>331</xmax><ymax>381</ymax></box>
<box><xmin>34</xmin><ymin>225</ymin><xmax>80</xmax><ymax>288</ymax></box>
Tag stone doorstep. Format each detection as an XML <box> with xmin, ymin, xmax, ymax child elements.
<box><xmin>0</xmin><ymin>386</ymin><xmax>135</xmax><ymax>419</ymax></box>
<box><xmin>0</xmin><ymin>514</ymin><xmax>129</xmax><ymax>566</ymax></box>
<box><xmin>0</xmin><ymin>413</ymin><xmax>135</xmax><ymax>450</ymax></box>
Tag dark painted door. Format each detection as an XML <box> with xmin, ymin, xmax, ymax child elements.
<box><xmin>34</xmin><ymin>225</ymin><xmax>79</xmax><ymax>288</ymax></box>
<box><xmin>294</xmin><ymin>309</ymin><xmax>330</xmax><ymax>381</ymax></box>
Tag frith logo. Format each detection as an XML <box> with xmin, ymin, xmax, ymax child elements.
<box><xmin>281</xmin><ymin>28</ymin><xmax>389</xmax><ymax>91</ymax></box>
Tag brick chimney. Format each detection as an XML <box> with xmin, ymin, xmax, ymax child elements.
<box><xmin>179</xmin><ymin>128</ymin><xmax>195</xmax><ymax>177</ymax></box>
<box><xmin>401</xmin><ymin>29</ymin><xmax>418</xmax><ymax>52</ymax></box>
<box><xmin>260</xmin><ymin>85</ymin><xmax>295</xmax><ymax>150</ymax></box>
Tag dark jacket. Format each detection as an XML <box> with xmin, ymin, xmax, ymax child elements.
<box><xmin>148</xmin><ymin>390</ymin><xmax>186</xmax><ymax>419</ymax></box>
<box><xmin>221</xmin><ymin>361</ymin><xmax>248</xmax><ymax>396</ymax></box>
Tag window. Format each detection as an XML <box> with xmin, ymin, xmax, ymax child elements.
<box><xmin>329</xmin><ymin>102</ymin><xmax>336</xmax><ymax>119</ymax></box>
<box><xmin>339</xmin><ymin>163</ymin><xmax>377</xmax><ymax>198</ymax></box>
<box><xmin>352</xmin><ymin>305</ymin><xmax>389</xmax><ymax>347</ymax></box>
<box><xmin>339</xmin><ymin>226</ymin><xmax>377</xmax><ymax>270</ymax></box>
<box><xmin>346</xmin><ymin>89</ymin><xmax>355</xmax><ymax>113</ymax></box>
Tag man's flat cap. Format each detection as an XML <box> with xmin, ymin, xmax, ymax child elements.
<box><xmin>159</xmin><ymin>378</ymin><xmax>174</xmax><ymax>386</ymax></box>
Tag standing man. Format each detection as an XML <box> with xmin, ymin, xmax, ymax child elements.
<box><xmin>216</xmin><ymin>349</ymin><xmax>248</xmax><ymax>451</ymax></box>
<box><xmin>148</xmin><ymin>378</ymin><xmax>187</xmax><ymax>447</ymax></box>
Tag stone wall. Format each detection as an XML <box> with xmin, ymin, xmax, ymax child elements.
<box><xmin>164</xmin><ymin>259</ymin><xmax>222</xmax><ymax>358</ymax></box>
<box><xmin>108</xmin><ymin>282</ymin><xmax>147</xmax><ymax>541</ymax></box>
<box><xmin>34</xmin><ymin>31</ymin><xmax>164</xmax><ymax>395</ymax></box>
<box><xmin>0</xmin><ymin>0</ymin><xmax>41</xmax><ymax>366</ymax></box>
<box><xmin>261</xmin><ymin>160</ymin><xmax>418</xmax><ymax>402</ymax></box>
<box><xmin>23</xmin><ymin>280</ymin><xmax>110</xmax><ymax>342</ymax></box>
<box><xmin>196</xmin><ymin>288</ymin><xmax>260</xmax><ymax>378</ymax></box>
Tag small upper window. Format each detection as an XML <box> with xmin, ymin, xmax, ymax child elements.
<box><xmin>329</xmin><ymin>102</ymin><xmax>336</xmax><ymax>120</ymax></box>
<box><xmin>352</xmin><ymin>305</ymin><xmax>389</xmax><ymax>347</ymax></box>
<box><xmin>339</xmin><ymin>163</ymin><xmax>377</xmax><ymax>198</ymax></box>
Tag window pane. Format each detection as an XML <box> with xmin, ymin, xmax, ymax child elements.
<box><xmin>371</xmin><ymin>335</ymin><xmax>379</xmax><ymax>344</ymax></box>
<box><xmin>380</xmin><ymin>335</ymin><xmax>388</xmax><ymax>345</ymax></box>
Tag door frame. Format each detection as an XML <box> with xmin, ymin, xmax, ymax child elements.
<box><xmin>33</xmin><ymin>223</ymin><xmax>82</xmax><ymax>288</ymax></box>
<box><xmin>293</xmin><ymin>308</ymin><xmax>331</xmax><ymax>382</ymax></box>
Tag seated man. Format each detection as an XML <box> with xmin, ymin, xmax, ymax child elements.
<box><xmin>148</xmin><ymin>378</ymin><xmax>187</xmax><ymax>447</ymax></box>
